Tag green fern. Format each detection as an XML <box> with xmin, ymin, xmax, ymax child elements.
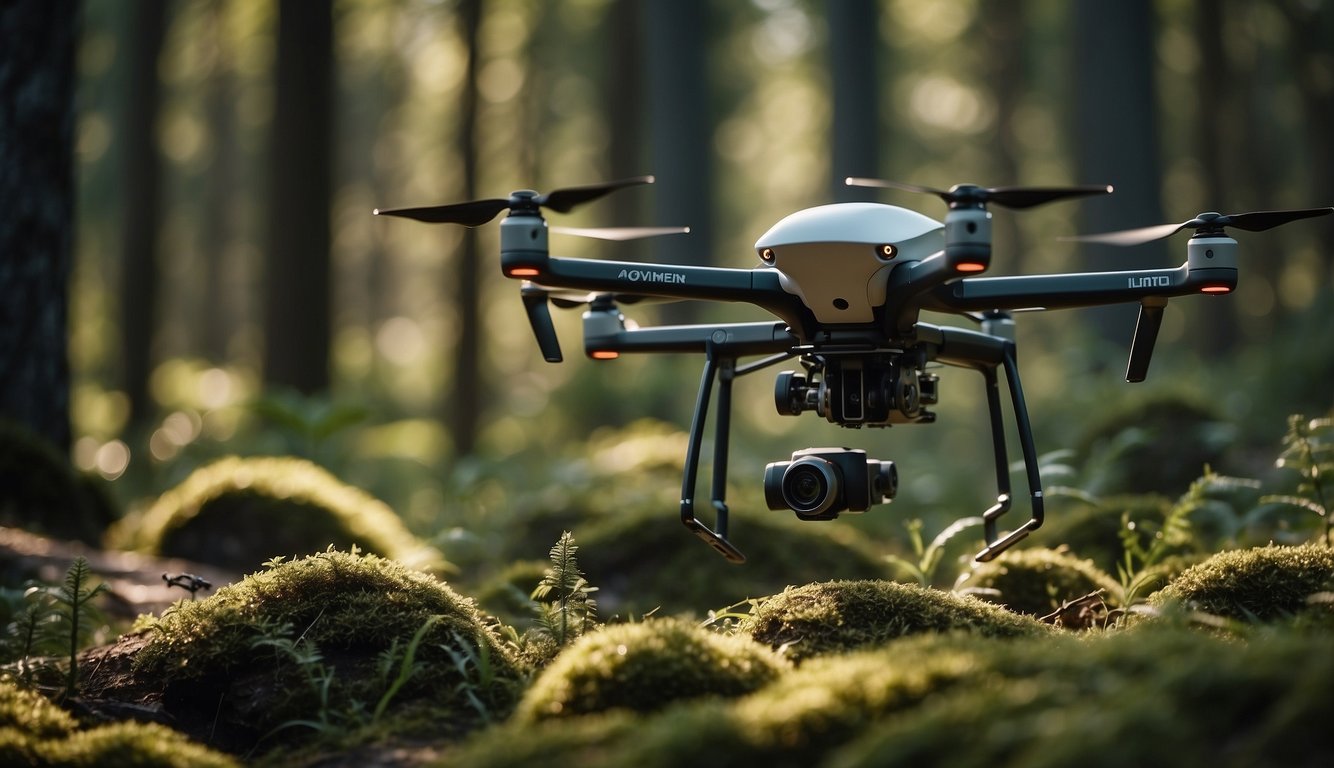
<box><xmin>531</xmin><ymin>532</ymin><xmax>599</xmax><ymax>647</ymax></box>
<box><xmin>1262</xmin><ymin>414</ymin><xmax>1334</xmax><ymax>545</ymax></box>
<box><xmin>50</xmin><ymin>557</ymin><xmax>109</xmax><ymax>697</ymax></box>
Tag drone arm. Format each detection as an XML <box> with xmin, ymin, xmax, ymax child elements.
<box><xmin>506</xmin><ymin>253</ymin><xmax>812</xmax><ymax>333</ymax></box>
<box><xmin>582</xmin><ymin>318</ymin><xmax>795</xmax><ymax>358</ymax></box>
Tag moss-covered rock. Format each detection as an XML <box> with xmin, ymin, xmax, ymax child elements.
<box><xmin>955</xmin><ymin>547</ymin><xmax>1122</xmax><ymax>617</ymax></box>
<box><xmin>0</xmin><ymin>679</ymin><xmax>236</xmax><ymax>767</ymax></box>
<box><xmin>84</xmin><ymin>549</ymin><xmax>522</xmax><ymax>754</ymax></box>
<box><xmin>576</xmin><ymin>504</ymin><xmax>893</xmax><ymax>619</ymax></box>
<box><xmin>106</xmin><ymin>456</ymin><xmax>443</xmax><ymax>573</ymax></box>
<box><xmin>1150</xmin><ymin>543</ymin><xmax>1334</xmax><ymax>625</ymax></box>
<box><xmin>740</xmin><ymin>580</ymin><xmax>1049</xmax><ymax>662</ymax></box>
<box><xmin>0</xmin><ymin>420</ymin><xmax>117</xmax><ymax>545</ymax></box>
<box><xmin>515</xmin><ymin>618</ymin><xmax>787</xmax><ymax>721</ymax></box>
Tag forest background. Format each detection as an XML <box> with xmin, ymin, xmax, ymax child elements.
<box><xmin>4</xmin><ymin>0</ymin><xmax>1334</xmax><ymax>554</ymax></box>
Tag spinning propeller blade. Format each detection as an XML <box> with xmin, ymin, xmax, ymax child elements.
<box><xmin>373</xmin><ymin>175</ymin><xmax>657</xmax><ymax>226</ymax></box>
<box><xmin>550</xmin><ymin>225</ymin><xmax>690</xmax><ymax>241</ymax></box>
<box><xmin>846</xmin><ymin>177</ymin><xmax>1113</xmax><ymax>209</ymax></box>
<box><xmin>1071</xmin><ymin>207</ymin><xmax>1334</xmax><ymax>246</ymax></box>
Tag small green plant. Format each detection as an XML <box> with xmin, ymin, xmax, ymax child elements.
<box><xmin>1114</xmin><ymin>470</ymin><xmax>1255</xmax><ymax>610</ymax></box>
<box><xmin>1262</xmin><ymin>413</ymin><xmax>1334</xmax><ymax>545</ymax></box>
<box><xmin>884</xmin><ymin>516</ymin><xmax>983</xmax><ymax>587</ymax></box>
<box><xmin>50</xmin><ymin>557</ymin><xmax>108</xmax><ymax>698</ymax></box>
<box><xmin>531</xmin><ymin>531</ymin><xmax>599</xmax><ymax>648</ymax></box>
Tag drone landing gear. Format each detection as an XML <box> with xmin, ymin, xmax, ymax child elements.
<box><xmin>973</xmin><ymin>342</ymin><xmax>1044</xmax><ymax>561</ymax></box>
<box><xmin>680</xmin><ymin>341</ymin><xmax>794</xmax><ymax>564</ymax></box>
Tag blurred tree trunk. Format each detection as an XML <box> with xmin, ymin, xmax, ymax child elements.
<box><xmin>827</xmin><ymin>0</ymin><xmax>879</xmax><ymax>202</ymax></box>
<box><xmin>1192</xmin><ymin>0</ymin><xmax>1238</xmax><ymax>356</ymax></box>
<box><xmin>1279</xmin><ymin>0</ymin><xmax>1334</xmax><ymax>267</ymax></box>
<box><xmin>201</xmin><ymin>0</ymin><xmax>237</xmax><ymax>363</ymax></box>
<box><xmin>263</xmin><ymin>0</ymin><xmax>333</xmax><ymax>395</ymax></box>
<box><xmin>450</xmin><ymin>0</ymin><xmax>483</xmax><ymax>455</ymax></box>
<box><xmin>1070</xmin><ymin>0</ymin><xmax>1165</xmax><ymax>356</ymax></box>
<box><xmin>604</xmin><ymin>0</ymin><xmax>646</xmax><ymax>258</ymax></box>
<box><xmin>0</xmin><ymin>0</ymin><xmax>78</xmax><ymax>453</ymax></box>
<box><xmin>119</xmin><ymin>0</ymin><xmax>167</xmax><ymax>426</ymax></box>
<box><xmin>644</xmin><ymin>0</ymin><xmax>711</xmax><ymax>324</ymax></box>
<box><xmin>979</xmin><ymin>0</ymin><xmax>1027</xmax><ymax>270</ymax></box>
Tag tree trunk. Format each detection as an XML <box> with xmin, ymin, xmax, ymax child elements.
<box><xmin>644</xmin><ymin>0</ymin><xmax>712</xmax><ymax>324</ymax></box>
<box><xmin>450</xmin><ymin>0</ymin><xmax>483</xmax><ymax>456</ymax></box>
<box><xmin>118</xmin><ymin>0</ymin><xmax>167</xmax><ymax>425</ymax></box>
<box><xmin>1070</xmin><ymin>0</ymin><xmax>1166</xmax><ymax>355</ymax></box>
<box><xmin>0</xmin><ymin>0</ymin><xmax>79</xmax><ymax>453</ymax></box>
<box><xmin>827</xmin><ymin>0</ymin><xmax>879</xmax><ymax>202</ymax></box>
<box><xmin>263</xmin><ymin>0</ymin><xmax>334</xmax><ymax>395</ymax></box>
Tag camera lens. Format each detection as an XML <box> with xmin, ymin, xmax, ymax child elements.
<box><xmin>782</xmin><ymin>458</ymin><xmax>838</xmax><ymax>516</ymax></box>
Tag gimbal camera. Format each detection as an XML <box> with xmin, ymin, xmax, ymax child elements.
<box><xmin>375</xmin><ymin>176</ymin><xmax>1331</xmax><ymax>563</ymax></box>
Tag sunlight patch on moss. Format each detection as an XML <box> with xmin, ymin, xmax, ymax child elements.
<box><xmin>515</xmin><ymin>617</ymin><xmax>787</xmax><ymax>721</ymax></box>
<box><xmin>741</xmin><ymin>580</ymin><xmax>1049</xmax><ymax>662</ymax></box>
<box><xmin>955</xmin><ymin>547</ymin><xmax>1122</xmax><ymax>616</ymax></box>
<box><xmin>106</xmin><ymin>455</ymin><xmax>445</xmax><ymax>573</ymax></box>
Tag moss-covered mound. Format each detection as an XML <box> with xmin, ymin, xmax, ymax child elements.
<box><xmin>830</xmin><ymin>628</ymin><xmax>1334</xmax><ymax>768</ymax></box>
<box><xmin>453</xmin><ymin>628</ymin><xmax>1334</xmax><ymax>768</ymax></box>
<box><xmin>0</xmin><ymin>679</ymin><xmax>236</xmax><ymax>767</ymax></box>
<box><xmin>84</xmin><ymin>549</ymin><xmax>522</xmax><ymax>754</ymax></box>
<box><xmin>740</xmin><ymin>580</ymin><xmax>1048</xmax><ymax>662</ymax></box>
<box><xmin>106</xmin><ymin>456</ymin><xmax>443</xmax><ymax>573</ymax></box>
<box><xmin>955</xmin><ymin>547</ymin><xmax>1122</xmax><ymax>617</ymax></box>
<box><xmin>576</xmin><ymin>504</ymin><xmax>893</xmax><ymax>619</ymax></box>
<box><xmin>0</xmin><ymin>420</ymin><xmax>117</xmax><ymax>545</ymax></box>
<box><xmin>1150</xmin><ymin>543</ymin><xmax>1334</xmax><ymax>625</ymax></box>
<box><xmin>515</xmin><ymin>617</ymin><xmax>786</xmax><ymax>722</ymax></box>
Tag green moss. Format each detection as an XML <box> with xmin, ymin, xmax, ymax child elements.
<box><xmin>455</xmin><ymin>628</ymin><xmax>1334</xmax><ymax>768</ymax></box>
<box><xmin>955</xmin><ymin>548</ymin><xmax>1122</xmax><ymax>616</ymax></box>
<box><xmin>0</xmin><ymin>679</ymin><xmax>236</xmax><ymax>767</ymax></box>
<box><xmin>1150</xmin><ymin>543</ymin><xmax>1334</xmax><ymax>624</ymax></box>
<box><xmin>515</xmin><ymin>618</ymin><xmax>787</xmax><ymax>721</ymax></box>
<box><xmin>98</xmin><ymin>549</ymin><xmax>521</xmax><ymax>753</ymax></box>
<box><xmin>577</xmin><ymin>504</ymin><xmax>893</xmax><ymax>619</ymax></box>
<box><xmin>0</xmin><ymin>679</ymin><xmax>76</xmax><ymax>739</ymax></box>
<box><xmin>740</xmin><ymin>580</ymin><xmax>1049</xmax><ymax>662</ymax></box>
<box><xmin>106</xmin><ymin>456</ymin><xmax>443</xmax><ymax>573</ymax></box>
<box><xmin>828</xmin><ymin>628</ymin><xmax>1334</xmax><ymax>768</ymax></box>
<box><xmin>41</xmin><ymin>721</ymin><xmax>240</xmax><ymax>767</ymax></box>
<box><xmin>0</xmin><ymin>420</ymin><xmax>117</xmax><ymax>545</ymax></box>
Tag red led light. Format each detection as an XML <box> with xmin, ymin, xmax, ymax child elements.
<box><xmin>590</xmin><ymin>350</ymin><xmax>620</xmax><ymax>360</ymax></box>
<box><xmin>956</xmin><ymin>262</ymin><xmax>987</xmax><ymax>273</ymax></box>
<box><xmin>1201</xmin><ymin>285</ymin><xmax>1232</xmax><ymax>294</ymax></box>
<box><xmin>507</xmin><ymin>267</ymin><xmax>540</xmax><ymax>277</ymax></box>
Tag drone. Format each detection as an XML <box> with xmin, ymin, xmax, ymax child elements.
<box><xmin>375</xmin><ymin>176</ymin><xmax>1332</xmax><ymax>564</ymax></box>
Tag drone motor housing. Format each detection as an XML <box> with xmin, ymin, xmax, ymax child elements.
<box><xmin>764</xmin><ymin>447</ymin><xmax>898</xmax><ymax>521</ymax></box>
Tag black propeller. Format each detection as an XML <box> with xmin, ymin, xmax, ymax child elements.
<box><xmin>845</xmin><ymin>177</ymin><xmax>1113</xmax><ymax>210</ymax></box>
<box><xmin>373</xmin><ymin>175</ymin><xmax>657</xmax><ymax>226</ymax></box>
<box><xmin>1070</xmin><ymin>207</ymin><xmax>1334</xmax><ymax>247</ymax></box>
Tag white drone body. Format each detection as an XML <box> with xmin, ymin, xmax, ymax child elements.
<box><xmin>754</xmin><ymin>203</ymin><xmax>946</xmax><ymax>323</ymax></box>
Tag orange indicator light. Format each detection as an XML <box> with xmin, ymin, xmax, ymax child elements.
<box><xmin>1201</xmin><ymin>285</ymin><xmax>1232</xmax><ymax>294</ymax></box>
<box><xmin>507</xmin><ymin>267</ymin><xmax>540</xmax><ymax>277</ymax></box>
<box><xmin>590</xmin><ymin>350</ymin><xmax>620</xmax><ymax>360</ymax></box>
<box><xmin>956</xmin><ymin>262</ymin><xmax>987</xmax><ymax>273</ymax></box>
